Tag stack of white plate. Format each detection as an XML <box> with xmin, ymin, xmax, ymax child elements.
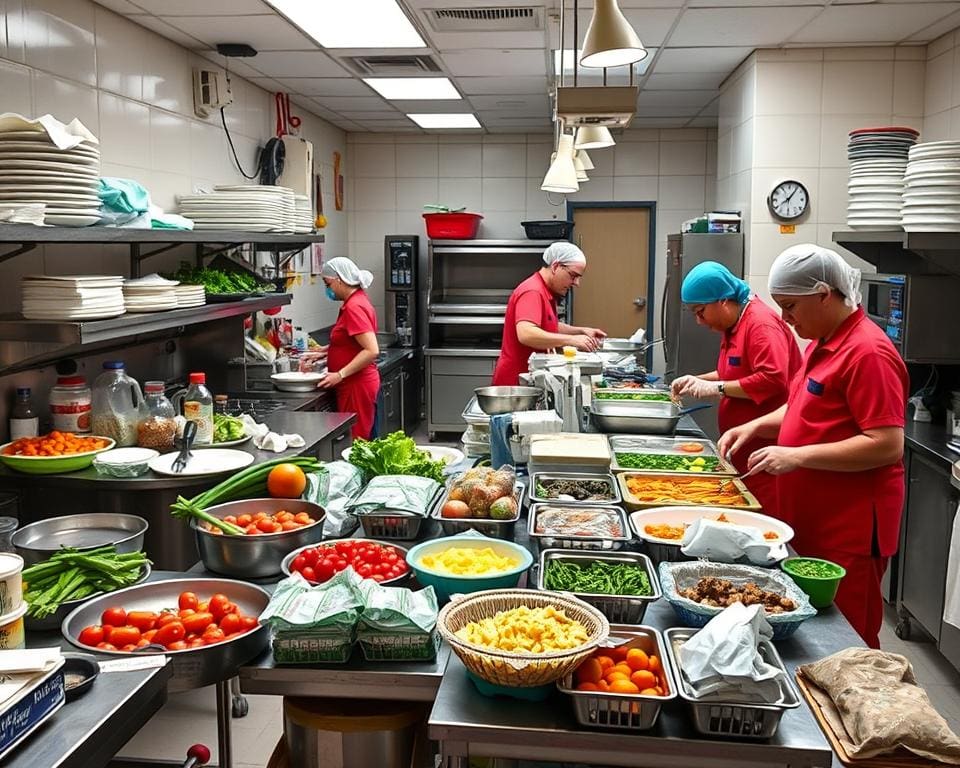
<box><xmin>177</xmin><ymin>185</ymin><xmax>295</xmax><ymax>232</ymax></box>
<box><xmin>293</xmin><ymin>195</ymin><xmax>313</xmax><ymax>233</ymax></box>
<box><xmin>21</xmin><ymin>275</ymin><xmax>124</xmax><ymax>320</ymax></box>
<box><xmin>123</xmin><ymin>275</ymin><xmax>179</xmax><ymax>313</ymax></box>
<box><xmin>0</xmin><ymin>129</ymin><xmax>101</xmax><ymax>227</ymax></box>
<box><xmin>174</xmin><ymin>284</ymin><xmax>205</xmax><ymax>308</ymax></box>
<box><xmin>846</xmin><ymin>126</ymin><xmax>919</xmax><ymax>231</ymax></box>
<box><xmin>901</xmin><ymin>141</ymin><xmax>960</xmax><ymax>232</ymax></box>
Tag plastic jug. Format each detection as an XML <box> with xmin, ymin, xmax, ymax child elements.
<box><xmin>90</xmin><ymin>361</ymin><xmax>144</xmax><ymax>447</ymax></box>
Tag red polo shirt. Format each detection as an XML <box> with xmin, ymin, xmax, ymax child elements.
<box><xmin>492</xmin><ymin>271</ymin><xmax>559</xmax><ymax>386</ymax></box>
<box><xmin>718</xmin><ymin>297</ymin><xmax>802</xmax><ymax>512</ymax></box>
<box><xmin>776</xmin><ymin>307</ymin><xmax>908</xmax><ymax>558</ymax></box>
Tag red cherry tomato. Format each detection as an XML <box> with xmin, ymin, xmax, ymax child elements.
<box><xmin>167</xmin><ymin>640</ymin><xmax>187</xmax><ymax>651</ymax></box>
<box><xmin>155</xmin><ymin>621</ymin><xmax>186</xmax><ymax>647</ymax></box>
<box><xmin>202</xmin><ymin>626</ymin><xmax>226</xmax><ymax>645</ymax></box>
<box><xmin>78</xmin><ymin>625</ymin><xmax>105</xmax><ymax>646</ymax></box>
<box><xmin>96</xmin><ymin>642</ymin><xmax>118</xmax><ymax>651</ymax></box>
<box><xmin>239</xmin><ymin>615</ymin><xmax>258</xmax><ymax>632</ymax></box>
<box><xmin>291</xmin><ymin>555</ymin><xmax>307</xmax><ymax>572</ymax></box>
<box><xmin>316</xmin><ymin>559</ymin><xmax>335</xmax><ymax>582</ymax></box>
<box><xmin>178</xmin><ymin>591</ymin><xmax>199</xmax><ymax>611</ymax></box>
<box><xmin>300</xmin><ymin>566</ymin><xmax>316</xmax><ymax>583</ymax></box>
<box><xmin>101</xmin><ymin>607</ymin><xmax>127</xmax><ymax>627</ymax></box>
<box><xmin>209</xmin><ymin>594</ymin><xmax>231</xmax><ymax>621</ymax></box>
<box><xmin>126</xmin><ymin>611</ymin><xmax>159</xmax><ymax>632</ymax></box>
<box><xmin>219</xmin><ymin>614</ymin><xmax>242</xmax><ymax>635</ymax></box>
<box><xmin>109</xmin><ymin>625</ymin><xmax>141</xmax><ymax>647</ymax></box>
<box><xmin>182</xmin><ymin>612</ymin><xmax>215</xmax><ymax>635</ymax></box>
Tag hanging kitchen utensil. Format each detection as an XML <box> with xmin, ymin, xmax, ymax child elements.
<box><xmin>315</xmin><ymin>172</ymin><xmax>327</xmax><ymax>228</ymax></box>
<box><xmin>334</xmin><ymin>151</ymin><xmax>344</xmax><ymax>211</ymax></box>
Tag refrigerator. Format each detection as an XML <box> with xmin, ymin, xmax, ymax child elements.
<box><xmin>662</xmin><ymin>232</ymin><xmax>745</xmax><ymax>439</ymax></box>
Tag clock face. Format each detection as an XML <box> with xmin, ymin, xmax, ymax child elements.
<box><xmin>768</xmin><ymin>180</ymin><xmax>809</xmax><ymax>221</ymax></box>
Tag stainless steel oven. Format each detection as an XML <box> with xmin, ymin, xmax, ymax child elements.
<box><xmin>862</xmin><ymin>273</ymin><xmax>960</xmax><ymax>363</ymax></box>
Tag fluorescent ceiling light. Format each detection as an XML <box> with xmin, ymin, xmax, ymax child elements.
<box><xmin>407</xmin><ymin>113</ymin><xmax>481</xmax><ymax>129</ymax></box>
<box><xmin>364</xmin><ymin>78</ymin><xmax>461</xmax><ymax>100</ymax></box>
<box><xmin>265</xmin><ymin>0</ymin><xmax>425</xmax><ymax>48</ymax></box>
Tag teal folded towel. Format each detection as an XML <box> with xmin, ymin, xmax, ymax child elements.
<box><xmin>98</xmin><ymin>177</ymin><xmax>151</xmax><ymax>214</ymax></box>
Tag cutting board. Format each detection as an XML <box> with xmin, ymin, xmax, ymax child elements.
<box><xmin>528</xmin><ymin>432</ymin><xmax>611</xmax><ymax>468</ymax></box>
<box><xmin>795</xmin><ymin>671</ymin><xmax>944</xmax><ymax>768</ymax></box>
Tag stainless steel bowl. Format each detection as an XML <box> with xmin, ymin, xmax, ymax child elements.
<box><xmin>281</xmin><ymin>539</ymin><xmax>412</xmax><ymax>586</ymax></box>
<box><xmin>13</xmin><ymin>513</ymin><xmax>148</xmax><ymax>567</ymax></box>
<box><xmin>192</xmin><ymin>498</ymin><xmax>326</xmax><ymax>578</ymax></box>
<box><xmin>25</xmin><ymin>563</ymin><xmax>152</xmax><ymax>632</ymax></box>
<box><xmin>474</xmin><ymin>386</ymin><xmax>542</xmax><ymax>415</ymax></box>
<box><xmin>62</xmin><ymin>577</ymin><xmax>270</xmax><ymax>692</ymax></box>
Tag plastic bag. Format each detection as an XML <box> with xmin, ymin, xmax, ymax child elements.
<box><xmin>304</xmin><ymin>461</ymin><xmax>364</xmax><ymax>537</ymax></box>
<box><xmin>347</xmin><ymin>474</ymin><xmax>440</xmax><ymax>518</ymax></box>
<box><xmin>259</xmin><ymin>570</ymin><xmax>364</xmax><ymax>632</ymax></box>
<box><xmin>445</xmin><ymin>465</ymin><xmax>518</xmax><ymax>519</ymax></box>
<box><xmin>360</xmin><ymin>584</ymin><xmax>438</xmax><ymax>634</ymax></box>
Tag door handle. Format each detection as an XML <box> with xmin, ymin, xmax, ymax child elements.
<box><xmin>577</xmin><ymin>234</ymin><xmax>583</xmax><ymax>248</ymax></box>
<box><xmin>633</xmin><ymin>297</ymin><xmax>646</xmax><ymax>308</ymax></box>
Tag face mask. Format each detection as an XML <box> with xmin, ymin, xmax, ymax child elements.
<box><xmin>325</xmin><ymin>286</ymin><xmax>337</xmax><ymax>301</ymax></box>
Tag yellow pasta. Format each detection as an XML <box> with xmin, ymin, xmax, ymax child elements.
<box><xmin>419</xmin><ymin>546</ymin><xmax>519</xmax><ymax>576</ymax></box>
<box><xmin>455</xmin><ymin>605</ymin><xmax>589</xmax><ymax>653</ymax></box>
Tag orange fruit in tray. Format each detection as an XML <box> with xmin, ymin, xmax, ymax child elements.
<box><xmin>595</xmin><ymin>655</ymin><xmax>614</xmax><ymax>671</ymax></box>
<box><xmin>647</xmin><ymin>655</ymin><xmax>661</xmax><ymax>674</ymax></box>
<box><xmin>576</xmin><ymin>682</ymin><xmax>600</xmax><ymax>692</ymax></box>
<box><xmin>575</xmin><ymin>657</ymin><xmax>603</xmax><ymax>686</ymax></box>
<box><xmin>609</xmin><ymin>663</ymin><xmax>633</xmax><ymax>679</ymax></box>
<box><xmin>640</xmin><ymin>688</ymin><xmax>659</xmax><ymax>696</ymax></box>
<box><xmin>609</xmin><ymin>679</ymin><xmax>641</xmax><ymax>694</ymax></box>
<box><xmin>626</xmin><ymin>648</ymin><xmax>649</xmax><ymax>671</ymax></box>
<box><xmin>631</xmin><ymin>670</ymin><xmax>657</xmax><ymax>690</ymax></box>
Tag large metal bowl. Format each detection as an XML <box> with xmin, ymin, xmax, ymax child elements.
<box><xmin>192</xmin><ymin>498</ymin><xmax>326</xmax><ymax>578</ymax></box>
<box><xmin>474</xmin><ymin>386</ymin><xmax>542</xmax><ymax>415</ymax></box>
<box><xmin>13</xmin><ymin>513</ymin><xmax>148</xmax><ymax>567</ymax></box>
<box><xmin>62</xmin><ymin>577</ymin><xmax>270</xmax><ymax>692</ymax></box>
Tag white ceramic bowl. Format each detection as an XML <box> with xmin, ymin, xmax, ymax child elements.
<box><xmin>271</xmin><ymin>372</ymin><xmax>324</xmax><ymax>393</ymax></box>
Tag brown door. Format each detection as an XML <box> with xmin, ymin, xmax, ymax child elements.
<box><xmin>571</xmin><ymin>207</ymin><xmax>650</xmax><ymax>337</ymax></box>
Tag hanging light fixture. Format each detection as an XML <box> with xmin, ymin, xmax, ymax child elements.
<box><xmin>573</xmin><ymin>152</ymin><xmax>589</xmax><ymax>182</ymax></box>
<box><xmin>580</xmin><ymin>0</ymin><xmax>647</xmax><ymax>69</ymax></box>
<box><xmin>575</xmin><ymin>125</ymin><xmax>615</xmax><ymax>150</ymax></box>
<box><xmin>576</xmin><ymin>149</ymin><xmax>595</xmax><ymax>171</ymax></box>
<box><xmin>541</xmin><ymin>132</ymin><xmax>579</xmax><ymax>193</ymax></box>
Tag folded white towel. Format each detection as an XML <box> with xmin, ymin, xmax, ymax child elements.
<box><xmin>0</xmin><ymin>647</ymin><xmax>62</xmax><ymax>675</ymax></box>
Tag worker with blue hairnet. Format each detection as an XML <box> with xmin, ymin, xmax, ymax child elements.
<box><xmin>671</xmin><ymin>261</ymin><xmax>801</xmax><ymax>512</ymax></box>
<box><xmin>492</xmin><ymin>241</ymin><xmax>606</xmax><ymax>385</ymax></box>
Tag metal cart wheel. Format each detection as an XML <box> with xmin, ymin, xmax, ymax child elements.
<box><xmin>230</xmin><ymin>677</ymin><xmax>249</xmax><ymax>718</ymax></box>
<box><xmin>429</xmin><ymin>432</ymin><xmax>437</xmax><ymax>442</ymax></box>
<box><xmin>895</xmin><ymin>616</ymin><xmax>912</xmax><ymax>641</ymax></box>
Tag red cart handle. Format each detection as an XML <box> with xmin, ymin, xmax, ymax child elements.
<box><xmin>182</xmin><ymin>744</ymin><xmax>211</xmax><ymax>768</ymax></box>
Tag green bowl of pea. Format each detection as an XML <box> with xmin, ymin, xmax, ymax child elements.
<box><xmin>781</xmin><ymin>557</ymin><xmax>846</xmax><ymax>608</ymax></box>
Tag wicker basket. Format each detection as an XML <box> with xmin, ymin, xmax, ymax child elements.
<box><xmin>437</xmin><ymin>589</ymin><xmax>609</xmax><ymax>688</ymax></box>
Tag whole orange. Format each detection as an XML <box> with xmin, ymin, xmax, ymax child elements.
<box><xmin>267</xmin><ymin>463</ymin><xmax>307</xmax><ymax>498</ymax></box>
<box><xmin>630</xmin><ymin>670</ymin><xmax>657</xmax><ymax>690</ymax></box>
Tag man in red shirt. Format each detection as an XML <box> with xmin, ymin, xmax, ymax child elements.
<box><xmin>720</xmin><ymin>244</ymin><xmax>908</xmax><ymax>649</ymax></box>
<box><xmin>492</xmin><ymin>242</ymin><xmax>607</xmax><ymax>386</ymax></box>
<box><xmin>670</xmin><ymin>261</ymin><xmax>802</xmax><ymax>515</ymax></box>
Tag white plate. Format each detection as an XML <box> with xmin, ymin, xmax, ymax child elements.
<box><xmin>44</xmin><ymin>214</ymin><xmax>99</xmax><ymax>226</ymax></box>
<box><xmin>207</xmin><ymin>433</ymin><xmax>252</xmax><ymax>449</ymax></box>
<box><xmin>0</xmin><ymin>141</ymin><xmax>99</xmax><ymax>156</ymax></box>
<box><xmin>148</xmin><ymin>448</ymin><xmax>254</xmax><ymax>477</ymax></box>
<box><xmin>0</xmin><ymin>152</ymin><xmax>98</xmax><ymax>166</ymax></box>
<box><xmin>271</xmin><ymin>372</ymin><xmax>323</xmax><ymax>392</ymax></box>
<box><xmin>629</xmin><ymin>506</ymin><xmax>795</xmax><ymax>545</ymax></box>
<box><xmin>0</xmin><ymin>169</ymin><xmax>99</xmax><ymax>181</ymax></box>
<box><xmin>0</xmin><ymin>160</ymin><xmax>99</xmax><ymax>174</ymax></box>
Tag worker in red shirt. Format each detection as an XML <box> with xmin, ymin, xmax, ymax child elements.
<box><xmin>492</xmin><ymin>242</ymin><xmax>606</xmax><ymax>386</ymax></box>
<box><xmin>670</xmin><ymin>262</ymin><xmax>802</xmax><ymax>515</ymax></box>
<box><xmin>719</xmin><ymin>244</ymin><xmax>907</xmax><ymax>649</ymax></box>
<box><xmin>311</xmin><ymin>257</ymin><xmax>381</xmax><ymax>440</ymax></box>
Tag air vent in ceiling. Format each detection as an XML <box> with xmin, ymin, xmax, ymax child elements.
<box><xmin>425</xmin><ymin>6</ymin><xmax>543</xmax><ymax>32</ymax></box>
<box><xmin>340</xmin><ymin>54</ymin><xmax>442</xmax><ymax>76</ymax></box>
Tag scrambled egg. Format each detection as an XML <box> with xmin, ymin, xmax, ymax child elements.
<box><xmin>419</xmin><ymin>546</ymin><xmax>518</xmax><ymax>576</ymax></box>
<box><xmin>455</xmin><ymin>605</ymin><xmax>590</xmax><ymax>654</ymax></box>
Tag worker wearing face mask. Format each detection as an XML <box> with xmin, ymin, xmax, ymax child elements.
<box><xmin>719</xmin><ymin>244</ymin><xmax>908</xmax><ymax>649</ymax></box>
<box><xmin>312</xmin><ymin>257</ymin><xmax>381</xmax><ymax>440</ymax></box>
<box><xmin>492</xmin><ymin>242</ymin><xmax>607</xmax><ymax>386</ymax></box>
<box><xmin>670</xmin><ymin>261</ymin><xmax>801</xmax><ymax>513</ymax></box>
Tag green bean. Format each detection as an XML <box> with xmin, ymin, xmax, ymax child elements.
<box><xmin>544</xmin><ymin>559</ymin><xmax>652</xmax><ymax>596</ymax></box>
<box><xmin>594</xmin><ymin>392</ymin><xmax>672</xmax><ymax>401</ymax></box>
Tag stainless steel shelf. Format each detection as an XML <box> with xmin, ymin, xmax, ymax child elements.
<box><xmin>428</xmin><ymin>315</ymin><xmax>505</xmax><ymax>325</ymax></box>
<box><xmin>0</xmin><ymin>293</ymin><xmax>291</xmax><ymax>345</ymax></box>
<box><xmin>833</xmin><ymin>229</ymin><xmax>960</xmax><ymax>277</ymax></box>
<box><xmin>430</xmin><ymin>239</ymin><xmax>554</xmax><ymax>247</ymax></box>
<box><xmin>0</xmin><ymin>224</ymin><xmax>324</xmax><ymax>247</ymax></box>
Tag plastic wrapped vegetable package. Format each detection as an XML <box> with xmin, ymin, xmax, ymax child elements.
<box><xmin>303</xmin><ymin>461</ymin><xmax>364</xmax><ymax>538</ymax></box>
<box><xmin>347</xmin><ymin>474</ymin><xmax>441</xmax><ymax>518</ymax></box>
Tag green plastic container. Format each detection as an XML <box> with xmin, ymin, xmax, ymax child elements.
<box><xmin>781</xmin><ymin>557</ymin><xmax>846</xmax><ymax>608</ymax></box>
<box><xmin>0</xmin><ymin>439</ymin><xmax>115</xmax><ymax>475</ymax></box>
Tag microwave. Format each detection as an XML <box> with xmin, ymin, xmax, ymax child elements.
<box><xmin>862</xmin><ymin>273</ymin><xmax>960</xmax><ymax>363</ymax></box>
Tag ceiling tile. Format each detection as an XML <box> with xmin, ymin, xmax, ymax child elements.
<box><xmin>552</xmin><ymin>8</ymin><xmax>680</xmax><ymax>48</ymax></box>
<box><xmin>908</xmin><ymin>8</ymin><xmax>960</xmax><ymax>42</ymax></box>
<box><xmin>629</xmin><ymin>117</ymin><xmax>690</xmax><ymax>127</ymax></box>
<box><xmin>249</xmin><ymin>50</ymin><xmax>349</xmax><ymax>77</ymax></box>
<box><xmin>457</xmin><ymin>76</ymin><xmax>548</xmax><ymax>95</ymax></box>
<box><xmin>697</xmin><ymin>99</ymin><xmax>720</xmax><ymax>117</ymax></box>
<box><xmin>669</xmin><ymin>7</ymin><xmax>821</xmax><ymax>47</ymax></box>
<box><xmin>791</xmin><ymin>3</ymin><xmax>960</xmax><ymax>44</ymax></box>
<box><xmin>687</xmin><ymin>0</ymin><xmax>823</xmax><ymax>5</ymax></box>
<box><xmin>339</xmin><ymin>111</ymin><xmax>404</xmax><ymax>120</ymax></box>
<box><xmin>644</xmin><ymin>72</ymin><xmax>726</xmax><ymax>90</ymax></box>
<box><xmin>637</xmin><ymin>89</ymin><xmax>716</xmax><ymax>108</ymax></box>
<box><xmin>269</xmin><ymin>78</ymin><xmax>373</xmax><ymax>96</ymax></box>
<box><xmin>158</xmin><ymin>14</ymin><xmax>318</xmax><ymax>51</ymax></box>
<box><xmin>468</xmin><ymin>93</ymin><xmax>550</xmax><ymax>113</ymax></box>
<box><xmin>654</xmin><ymin>47</ymin><xmax>753</xmax><ymax>73</ymax></box>
<box><xmin>93</xmin><ymin>0</ymin><xmax>146</xmax><ymax>13</ymax></box>
<box><xmin>365</xmin><ymin>123</ymin><xmax>421</xmax><ymax>132</ymax></box>
<box><xmin>428</xmin><ymin>30</ymin><xmax>547</xmax><ymax>50</ymax></box>
<box><xmin>131</xmin><ymin>0</ymin><xmax>267</xmax><ymax>13</ymax></box>
<box><xmin>635</xmin><ymin>105</ymin><xmax>705</xmax><ymax>117</ymax></box>
<box><xmin>313</xmin><ymin>95</ymin><xmax>393</xmax><ymax>111</ymax></box>
<box><xmin>198</xmin><ymin>52</ymin><xmax>265</xmax><ymax>80</ymax></box>
<box><xmin>442</xmin><ymin>50</ymin><xmax>546</xmax><ymax>77</ymax></box>
<box><xmin>130</xmin><ymin>14</ymin><xmax>206</xmax><ymax>48</ymax></box>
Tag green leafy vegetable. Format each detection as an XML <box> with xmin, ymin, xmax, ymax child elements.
<box><xmin>214</xmin><ymin>413</ymin><xmax>246</xmax><ymax>442</ymax></box>
<box><xmin>347</xmin><ymin>431</ymin><xmax>445</xmax><ymax>483</ymax></box>
<box><xmin>593</xmin><ymin>391</ymin><xmax>673</xmax><ymax>401</ymax></box>
<box><xmin>615</xmin><ymin>452</ymin><xmax>720</xmax><ymax>472</ymax></box>
<box><xmin>543</xmin><ymin>559</ymin><xmax>652</xmax><ymax>596</ymax></box>
<box><xmin>166</xmin><ymin>262</ymin><xmax>268</xmax><ymax>295</ymax></box>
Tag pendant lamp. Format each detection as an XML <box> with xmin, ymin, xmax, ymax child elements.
<box><xmin>541</xmin><ymin>133</ymin><xmax>579</xmax><ymax>193</ymax></box>
<box><xmin>573</xmin><ymin>152</ymin><xmax>589</xmax><ymax>182</ymax></box>
<box><xmin>576</xmin><ymin>149</ymin><xmax>595</xmax><ymax>171</ymax></box>
<box><xmin>580</xmin><ymin>0</ymin><xmax>648</xmax><ymax>69</ymax></box>
<box><xmin>575</xmin><ymin>125</ymin><xmax>615</xmax><ymax>150</ymax></box>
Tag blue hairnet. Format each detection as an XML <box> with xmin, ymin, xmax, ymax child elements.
<box><xmin>681</xmin><ymin>261</ymin><xmax>751</xmax><ymax>305</ymax></box>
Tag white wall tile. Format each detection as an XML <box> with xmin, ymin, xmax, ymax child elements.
<box><xmin>354</xmin><ymin>177</ymin><xmax>397</xmax><ymax>211</ymax></box>
<box><xmin>818</xmin><ymin>113</ymin><xmax>889</xmax><ymax>167</ymax></box>
<box><xmin>149</xmin><ymin>109</ymin><xmax>191</xmax><ymax>176</ymax></box>
<box><xmin>927</xmin><ymin>31</ymin><xmax>955</xmax><ymax>61</ymax></box>
<box><xmin>587</xmin><ymin>147</ymin><xmax>615</xmax><ymax>177</ymax></box>
<box><xmin>755</xmin><ymin>62</ymin><xmax>822</xmax><ymax>116</ymax></box>
<box><xmin>352</xmin><ymin>143</ymin><xmax>395</xmax><ymax>178</ymax></box>
<box><xmin>894</xmin><ymin>61</ymin><xmax>925</xmax><ymax>118</ymax></box>
<box><xmin>396</xmin><ymin>178</ymin><xmax>439</xmax><ymax>211</ymax></box>
<box><xmin>481</xmin><ymin>177</ymin><xmax>526</xmax><ymax>211</ymax></box>
<box><xmin>658</xmin><ymin>175</ymin><xmax>706</xmax><ymax>209</ymax></box>
<box><xmin>822</xmin><ymin>61</ymin><xmax>894</xmax><ymax>115</ymax></box>
<box><xmin>754</xmin><ymin>115</ymin><xmax>821</xmax><ymax>168</ymax></box>
<box><xmin>659</xmin><ymin>141</ymin><xmax>707</xmax><ymax>175</ymax></box>
<box><xmin>0</xmin><ymin>60</ymin><xmax>32</xmax><ymax>116</ymax></box>
<box><xmin>98</xmin><ymin>92</ymin><xmax>150</xmax><ymax>167</ymax></box>
<box><xmin>717</xmin><ymin>130</ymin><xmax>732</xmax><ymax>180</ymax></box>
<box><xmin>923</xmin><ymin>109</ymin><xmax>951</xmax><ymax>141</ymax></box>
<box><xmin>396</xmin><ymin>143</ymin><xmax>438</xmax><ymax>178</ymax></box>
<box><xmin>142</xmin><ymin>34</ymin><xmax>192</xmax><ymax>114</ymax></box>
<box><xmin>613</xmin><ymin>176</ymin><xmax>659</xmax><ymax>200</ymax></box>
<box><xmin>438</xmin><ymin>143</ymin><xmax>482</xmax><ymax>177</ymax></box>
<box><xmin>567</xmin><ymin>176</ymin><xmax>614</xmax><ymax>202</ymax></box>
<box><xmin>481</xmin><ymin>143</ymin><xmax>526</xmax><ymax>178</ymax></box>
<box><xmin>822</xmin><ymin>47</ymin><xmax>894</xmax><ymax>62</ymax></box>
<box><xmin>614</xmin><ymin>142</ymin><xmax>659</xmax><ymax>176</ymax></box>
<box><xmin>926</xmin><ymin>51</ymin><xmax>954</xmax><ymax>117</ymax></box>
<box><xmin>94</xmin><ymin>6</ymin><xmax>143</xmax><ymax>100</ymax></box>
<box><xmin>525</xmin><ymin>141</ymin><xmax>552</xmax><ymax>179</ymax></box>
<box><xmin>524</xmin><ymin>179</ymin><xmax>562</xmax><ymax>220</ymax></box>
<box><xmin>2</xmin><ymin>0</ymin><xmax>27</xmax><ymax>63</ymax></box>
<box><xmin>437</xmin><ymin>178</ymin><xmax>482</xmax><ymax>211</ymax></box>
<box><xmin>353</xmin><ymin>211</ymin><xmax>398</xmax><ymax>242</ymax></box>
<box><xmin>732</xmin><ymin>119</ymin><xmax>755</xmax><ymax>174</ymax></box>
<box><xmin>24</xmin><ymin>0</ymin><xmax>96</xmax><ymax>86</ymax></box>
<box><xmin>479</xmin><ymin>211</ymin><xmax>526</xmax><ymax>239</ymax></box>
<box><xmin>749</xmin><ymin>222</ymin><xmax>819</xmax><ymax>274</ymax></box>
<box><xmin>817</xmin><ymin>167</ymin><xmax>849</xmax><ymax>225</ymax></box>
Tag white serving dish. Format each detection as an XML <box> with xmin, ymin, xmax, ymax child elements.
<box><xmin>271</xmin><ymin>371</ymin><xmax>324</xmax><ymax>392</ymax></box>
<box><xmin>629</xmin><ymin>506</ymin><xmax>794</xmax><ymax>545</ymax></box>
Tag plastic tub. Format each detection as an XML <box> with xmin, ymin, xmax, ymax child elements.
<box><xmin>780</xmin><ymin>557</ymin><xmax>846</xmax><ymax>608</ymax></box>
<box><xmin>422</xmin><ymin>212</ymin><xmax>483</xmax><ymax>239</ymax></box>
<box><xmin>0</xmin><ymin>552</ymin><xmax>23</xmax><ymax>615</ymax></box>
<box><xmin>521</xmin><ymin>220</ymin><xmax>573</xmax><ymax>239</ymax></box>
<box><xmin>0</xmin><ymin>602</ymin><xmax>27</xmax><ymax>649</ymax></box>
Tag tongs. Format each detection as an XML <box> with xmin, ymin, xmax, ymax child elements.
<box><xmin>171</xmin><ymin>420</ymin><xmax>197</xmax><ymax>473</ymax></box>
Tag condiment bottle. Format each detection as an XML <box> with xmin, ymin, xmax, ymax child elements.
<box><xmin>181</xmin><ymin>373</ymin><xmax>213</xmax><ymax>445</ymax></box>
<box><xmin>9</xmin><ymin>388</ymin><xmax>38</xmax><ymax>440</ymax></box>
<box><xmin>137</xmin><ymin>381</ymin><xmax>177</xmax><ymax>451</ymax></box>
<box><xmin>90</xmin><ymin>361</ymin><xmax>144</xmax><ymax>447</ymax></box>
<box><xmin>49</xmin><ymin>375</ymin><xmax>92</xmax><ymax>433</ymax></box>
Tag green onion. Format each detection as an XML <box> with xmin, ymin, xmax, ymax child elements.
<box><xmin>615</xmin><ymin>452</ymin><xmax>719</xmax><ymax>472</ymax></box>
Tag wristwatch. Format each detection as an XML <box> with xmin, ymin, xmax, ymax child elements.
<box><xmin>717</xmin><ymin>381</ymin><xmax>725</xmax><ymax>395</ymax></box>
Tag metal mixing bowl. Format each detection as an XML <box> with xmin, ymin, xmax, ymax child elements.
<box><xmin>192</xmin><ymin>498</ymin><xmax>326</xmax><ymax>578</ymax></box>
<box><xmin>474</xmin><ymin>386</ymin><xmax>542</xmax><ymax>415</ymax></box>
<box><xmin>13</xmin><ymin>513</ymin><xmax>148</xmax><ymax>567</ymax></box>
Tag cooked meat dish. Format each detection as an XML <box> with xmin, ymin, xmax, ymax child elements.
<box><xmin>536</xmin><ymin>478</ymin><xmax>614</xmax><ymax>501</ymax></box>
<box><xmin>679</xmin><ymin>576</ymin><xmax>797</xmax><ymax>614</ymax></box>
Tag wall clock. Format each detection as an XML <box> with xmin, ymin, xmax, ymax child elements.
<box><xmin>767</xmin><ymin>180</ymin><xmax>809</xmax><ymax>221</ymax></box>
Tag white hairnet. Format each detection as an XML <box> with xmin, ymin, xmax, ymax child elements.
<box><xmin>768</xmin><ymin>243</ymin><xmax>862</xmax><ymax>309</ymax></box>
<box><xmin>542</xmin><ymin>241</ymin><xmax>586</xmax><ymax>266</ymax></box>
<box><xmin>322</xmin><ymin>257</ymin><xmax>374</xmax><ymax>289</ymax></box>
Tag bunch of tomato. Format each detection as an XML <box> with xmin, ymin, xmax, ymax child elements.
<box><xmin>75</xmin><ymin>590</ymin><xmax>259</xmax><ymax>652</ymax></box>
<box><xmin>288</xmin><ymin>540</ymin><xmax>409</xmax><ymax>585</ymax></box>
<box><xmin>205</xmin><ymin>509</ymin><xmax>318</xmax><ymax>536</ymax></box>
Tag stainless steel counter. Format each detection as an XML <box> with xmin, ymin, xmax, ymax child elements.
<box><xmin>905</xmin><ymin>420</ymin><xmax>959</xmax><ymax>466</ymax></box>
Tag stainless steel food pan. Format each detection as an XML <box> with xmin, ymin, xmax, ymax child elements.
<box><xmin>528</xmin><ymin>472</ymin><xmax>621</xmax><ymax>505</ymax></box>
<box><xmin>13</xmin><ymin>513</ymin><xmax>148</xmax><ymax>567</ymax></box>
<box><xmin>527</xmin><ymin>504</ymin><xmax>632</xmax><ymax>551</ymax></box>
<box><xmin>431</xmin><ymin>483</ymin><xmax>524</xmax><ymax>540</ymax></box>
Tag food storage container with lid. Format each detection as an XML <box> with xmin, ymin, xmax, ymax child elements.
<box><xmin>90</xmin><ymin>361</ymin><xmax>143</xmax><ymax>447</ymax></box>
<box><xmin>49</xmin><ymin>375</ymin><xmax>91</xmax><ymax>433</ymax></box>
<box><xmin>137</xmin><ymin>381</ymin><xmax>177</xmax><ymax>451</ymax></box>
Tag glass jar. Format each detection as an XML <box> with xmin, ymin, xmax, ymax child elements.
<box><xmin>90</xmin><ymin>361</ymin><xmax>143</xmax><ymax>447</ymax></box>
<box><xmin>49</xmin><ymin>375</ymin><xmax>92</xmax><ymax>433</ymax></box>
<box><xmin>138</xmin><ymin>381</ymin><xmax>177</xmax><ymax>451</ymax></box>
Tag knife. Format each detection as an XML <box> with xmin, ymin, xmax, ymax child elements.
<box><xmin>171</xmin><ymin>420</ymin><xmax>197</xmax><ymax>473</ymax></box>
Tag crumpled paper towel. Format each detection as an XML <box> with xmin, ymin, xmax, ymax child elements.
<box><xmin>0</xmin><ymin>202</ymin><xmax>45</xmax><ymax>225</ymax></box>
<box><xmin>629</xmin><ymin>327</ymin><xmax>646</xmax><ymax>344</ymax></box>
<box><xmin>0</xmin><ymin>113</ymin><xmax>98</xmax><ymax>149</ymax></box>
<box><xmin>238</xmin><ymin>414</ymin><xmax>305</xmax><ymax>453</ymax></box>
<box><xmin>680</xmin><ymin>518</ymin><xmax>787</xmax><ymax>566</ymax></box>
<box><xmin>678</xmin><ymin>602</ymin><xmax>788</xmax><ymax>701</ymax></box>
